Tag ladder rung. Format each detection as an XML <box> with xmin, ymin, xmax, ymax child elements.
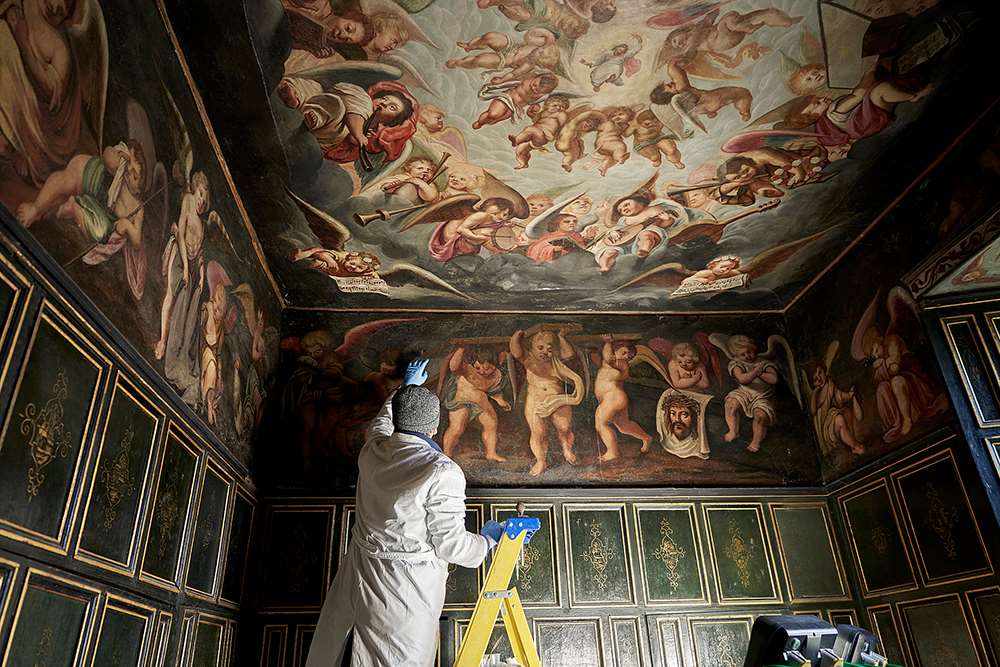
<box><xmin>482</xmin><ymin>590</ymin><xmax>513</xmax><ymax>599</ymax></box>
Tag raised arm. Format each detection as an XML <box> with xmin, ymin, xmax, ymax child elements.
<box><xmin>365</xmin><ymin>391</ymin><xmax>396</xmax><ymax>440</ymax></box>
<box><xmin>510</xmin><ymin>330</ymin><xmax>525</xmax><ymax>360</ymax></box>
<box><xmin>558</xmin><ymin>330</ymin><xmax>574</xmax><ymax>360</ymax></box>
<box><xmin>425</xmin><ymin>463</ymin><xmax>490</xmax><ymax>568</ymax></box>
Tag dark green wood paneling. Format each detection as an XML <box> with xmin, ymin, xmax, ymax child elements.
<box><xmin>187</xmin><ymin>468</ymin><xmax>231</xmax><ymax>595</ymax></box>
<box><xmin>220</xmin><ymin>491</ymin><xmax>254</xmax><ymax>605</ymax></box>
<box><xmin>841</xmin><ymin>483</ymin><xmax>916</xmax><ymax>596</ymax></box>
<box><xmin>900</xmin><ymin>596</ymin><xmax>980</xmax><ymax>666</ymax></box>
<box><xmin>5</xmin><ymin>575</ymin><xmax>95</xmax><ymax>666</ymax></box>
<box><xmin>494</xmin><ymin>504</ymin><xmax>558</xmax><ymax>607</ymax></box>
<box><xmin>92</xmin><ymin>604</ymin><xmax>149</xmax><ymax>666</ymax></box>
<box><xmin>191</xmin><ymin>618</ymin><xmax>225</xmax><ymax>667</ymax></box>
<box><xmin>635</xmin><ymin>505</ymin><xmax>705</xmax><ymax>604</ymax></box>
<box><xmin>141</xmin><ymin>432</ymin><xmax>199</xmax><ymax>585</ymax></box>
<box><xmin>704</xmin><ymin>506</ymin><xmax>778</xmax><ymax>602</ymax></box>
<box><xmin>78</xmin><ymin>382</ymin><xmax>159</xmax><ymax>570</ymax></box>
<box><xmin>0</xmin><ymin>314</ymin><xmax>103</xmax><ymax>545</ymax></box>
<box><xmin>772</xmin><ymin>505</ymin><xmax>846</xmax><ymax>601</ymax></box>
<box><xmin>565</xmin><ymin>505</ymin><xmax>633</xmax><ymax>606</ymax></box>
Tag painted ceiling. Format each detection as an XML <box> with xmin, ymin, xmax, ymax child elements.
<box><xmin>203</xmin><ymin>0</ymin><xmax>988</xmax><ymax>313</ymax></box>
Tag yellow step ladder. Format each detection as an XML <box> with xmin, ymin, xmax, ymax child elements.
<box><xmin>453</xmin><ymin>514</ymin><xmax>543</xmax><ymax>667</ymax></box>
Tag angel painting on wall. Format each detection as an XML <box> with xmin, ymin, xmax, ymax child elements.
<box><xmin>509</xmin><ymin>325</ymin><xmax>586</xmax><ymax>476</ymax></box>
<box><xmin>711</xmin><ymin>333</ymin><xmax>801</xmax><ymax>453</ymax></box>
<box><xmin>15</xmin><ymin>99</ymin><xmax>168</xmax><ymax>302</ymax></box>
<box><xmin>589</xmin><ymin>334</ymin><xmax>664</xmax><ymax>461</ymax></box>
<box><xmin>438</xmin><ymin>343</ymin><xmax>512</xmax><ymax>462</ymax></box>
<box><xmin>850</xmin><ymin>287</ymin><xmax>948</xmax><ymax>443</ymax></box>
<box><xmin>580</xmin><ymin>33</ymin><xmax>643</xmax><ymax>92</ymax></box>
<box><xmin>0</xmin><ymin>0</ymin><xmax>108</xmax><ymax>187</ymax></box>
<box><xmin>647</xmin><ymin>335</ymin><xmax>718</xmax><ymax>459</ymax></box>
<box><xmin>802</xmin><ymin>341</ymin><xmax>865</xmax><ymax>457</ymax></box>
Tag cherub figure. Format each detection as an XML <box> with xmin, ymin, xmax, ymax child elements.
<box><xmin>626</xmin><ymin>109</ymin><xmax>684</xmax><ymax>169</ymax></box>
<box><xmin>593</xmin><ymin>335</ymin><xmax>655</xmax><ymax>461</ymax></box>
<box><xmin>441</xmin><ymin>346</ymin><xmax>512</xmax><ymax>461</ymax></box>
<box><xmin>508</xmin><ymin>95</ymin><xmax>588</xmax><ymax>169</ymax></box>
<box><xmin>472</xmin><ymin>72</ymin><xmax>559</xmax><ymax>129</ymax></box>
<box><xmin>580</xmin><ymin>33</ymin><xmax>642</xmax><ymax>92</ymax></box>
<box><xmin>376</xmin><ymin>157</ymin><xmax>440</xmax><ymax>205</ymax></box>
<box><xmin>428</xmin><ymin>197</ymin><xmax>514</xmax><ymax>262</ymax></box>
<box><xmin>668</xmin><ymin>342</ymin><xmax>710</xmax><ymax>391</ymax></box>
<box><xmin>510</xmin><ymin>327</ymin><xmax>584</xmax><ymax>476</ymax></box>
<box><xmin>440</xmin><ymin>163</ymin><xmax>485</xmax><ymax>198</ymax></box>
<box><xmin>804</xmin><ymin>341</ymin><xmax>865</xmax><ymax>456</ymax></box>
<box><xmin>650</xmin><ymin>62</ymin><xmax>752</xmax><ymax>124</ymax></box>
<box><xmin>15</xmin><ymin>140</ymin><xmax>151</xmax><ymax>301</ymax></box>
<box><xmin>556</xmin><ymin>106</ymin><xmax>633</xmax><ymax>174</ymax></box>
<box><xmin>415</xmin><ymin>104</ymin><xmax>467</xmax><ymax>160</ymax></box>
<box><xmin>200</xmin><ymin>261</ymin><xmax>236</xmax><ymax>426</ymax></box>
<box><xmin>681</xmin><ymin>255</ymin><xmax>742</xmax><ymax>286</ymax></box>
<box><xmin>711</xmin><ymin>334</ymin><xmax>800</xmax><ymax>453</ymax></box>
<box><xmin>290</xmin><ymin>247</ymin><xmax>382</xmax><ymax>277</ymax></box>
<box><xmin>653</xmin><ymin>7</ymin><xmax>801</xmax><ymax>78</ymax></box>
<box><xmin>447</xmin><ymin>27</ymin><xmax>560</xmax><ymax>84</ymax></box>
<box><xmin>850</xmin><ymin>287</ymin><xmax>948</xmax><ymax>443</ymax></box>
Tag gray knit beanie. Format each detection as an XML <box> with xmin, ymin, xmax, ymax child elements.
<box><xmin>392</xmin><ymin>386</ymin><xmax>441</xmax><ymax>434</ymax></box>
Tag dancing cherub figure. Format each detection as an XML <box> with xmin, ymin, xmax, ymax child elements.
<box><xmin>510</xmin><ymin>327</ymin><xmax>585</xmax><ymax>476</ymax></box>
<box><xmin>440</xmin><ymin>345</ymin><xmax>512</xmax><ymax>462</ymax></box>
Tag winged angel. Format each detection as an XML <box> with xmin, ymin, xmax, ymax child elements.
<box><xmin>0</xmin><ymin>0</ymin><xmax>107</xmax><ymax>185</ymax></box>
<box><xmin>612</xmin><ymin>228</ymin><xmax>824</xmax><ymax>298</ymax></box>
<box><xmin>710</xmin><ymin>333</ymin><xmax>801</xmax><ymax>453</ymax></box>
<box><xmin>286</xmin><ymin>189</ymin><xmax>478</xmax><ymax>301</ymax></box>
<box><xmin>850</xmin><ymin>287</ymin><xmax>948</xmax><ymax>443</ymax></box>
<box><xmin>800</xmin><ymin>341</ymin><xmax>865</xmax><ymax>457</ymax></box>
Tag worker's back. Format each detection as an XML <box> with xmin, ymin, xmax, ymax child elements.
<box><xmin>353</xmin><ymin>429</ymin><xmax>451</xmax><ymax>560</ymax></box>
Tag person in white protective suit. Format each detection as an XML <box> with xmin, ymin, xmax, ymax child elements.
<box><xmin>305</xmin><ymin>359</ymin><xmax>506</xmax><ymax>667</ymax></box>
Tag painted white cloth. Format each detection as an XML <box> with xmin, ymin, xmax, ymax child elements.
<box><xmin>305</xmin><ymin>393</ymin><xmax>490</xmax><ymax>667</ymax></box>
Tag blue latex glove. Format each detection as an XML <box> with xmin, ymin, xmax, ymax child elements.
<box><xmin>403</xmin><ymin>358</ymin><xmax>429</xmax><ymax>386</ymax></box>
<box><xmin>480</xmin><ymin>520</ymin><xmax>505</xmax><ymax>548</ymax></box>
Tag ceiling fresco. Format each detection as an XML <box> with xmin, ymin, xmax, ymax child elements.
<box><xmin>232</xmin><ymin>0</ymin><xmax>990</xmax><ymax>312</ymax></box>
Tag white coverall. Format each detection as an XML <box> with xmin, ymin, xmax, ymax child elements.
<box><xmin>305</xmin><ymin>393</ymin><xmax>490</xmax><ymax>667</ymax></box>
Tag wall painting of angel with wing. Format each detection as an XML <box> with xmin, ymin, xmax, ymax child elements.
<box><xmin>0</xmin><ymin>0</ymin><xmax>281</xmax><ymax>465</ymax></box>
<box><xmin>261</xmin><ymin>312</ymin><xmax>821</xmax><ymax>490</ymax></box>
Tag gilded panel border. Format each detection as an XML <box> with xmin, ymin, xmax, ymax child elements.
<box><xmin>768</xmin><ymin>502</ymin><xmax>851</xmax><ymax>604</ymax></box>
<box><xmin>224</xmin><ymin>619</ymin><xmax>238</xmax><ymax>667</ymax></box>
<box><xmin>532</xmin><ymin>616</ymin><xmax>606</xmax><ymax>667</ymax></box>
<box><xmin>0</xmin><ymin>568</ymin><xmax>102</xmax><ymax>667</ymax></box>
<box><xmin>896</xmin><ymin>592</ymin><xmax>985</xmax><ymax>667</ymax></box>
<box><xmin>837</xmin><ymin>479</ymin><xmax>919</xmax><ymax>598</ymax></box>
<box><xmin>827</xmin><ymin>608</ymin><xmax>858</xmax><ymax>626</ymax></box>
<box><xmin>190</xmin><ymin>611</ymin><xmax>229</xmax><ymax>667</ymax></box>
<box><xmin>610</xmin><ymin>616</ymin><xmax>648</xmax><ymax>667</ymax></box>
<box><xmin>74</xmin><ymin>373</ymin><xmax>165</xmax><ymax>576</ymax></box>
<box><xmin>258</xmin><ymin>504</ymin><xmax>335</xmax><ymax>613</ymax></box>
<box><xmin>185</xmin><ymin>460</ymin><xmax>234</xmax><ymax>602</ymax></box>
<box><xmin>293</xmin><ymin>624</ymin><xmax>317</xmax><ymax>667</ymax></box>
<box><xmin>151</xmin><ymin>610</ymin><xmax>174</xmax><ymax>667</ymax></box>
<box><xmin>561</xmin><ymin>503</ymin><xmax>637</xmax><ymax>608</ymax></box>
<box><xmin>890</xmin><ymin>449</ymin><xmax>994</xmax><ymax>587</ymax></box>
<box><xmin>260</xmin><ymin>625</ymin><xmax>289</xmax><ymax>667</ymax></box>
<box><xmin>632</xmin><ymin>502</ymin><xmax>710</xmax><ymax>607</ymax></box>
<box><xmin>964</xmin><ymin>585</ymin><xmax>1000</xmax><ymax>666</ymax></box>
<box><xmin>489</xmin><ymin>501</ymin><xmax>560</xmax><ymax>609</ymax></box>
<box><xmin>687</xmin><ymin>614</ymin><xmax>753</xmax><ymax>667</ymax></box>
<box><xmin>701</xmin><ymin>503</ymin><xmax>781</xmax><ymax>605</ymax></box>
<box><xmin>0</xmin><ymin>556</ymin><xmax>20</xmax><ymax>645</ymax></box>
<box><xmin>940</xmin><ymin>314</ymin><xmax>1000</xmax><ymax>428</ymax></box>
<box><xmin>866</xmin><ymin>603</ymin><xmax>908</xmax><ymax>667</ymax></box>
<box><xmin>0</xmin><ymin>302</ymin><xmax>110</xmax><ymax>554</ymax></box>
<box><xmin>988</xmin><ymin>436</ymin><xmax>1000</xmax><ymax>487</ymax></box>
<box><xmin>444</xmin><ymin>503</ymin><xmax>485</xmax><ymax>612</ymax></box>
<box><xmin>0</xmin><ymin>252</ymin><xmax>33</xmax><ymax>395</ymax></box>
<box><xmin>651</xmin><ymin>616</ymin><xmax>685</xmax><ymax>667</ymax></box>
<box><xmin>138</xmin><ymin>424</ymin><xmax>203</xmax><ymax>593</ymax></box>
<box><xmin>218</xmin><ymin>484</ymin><xmax>256</xmax><ymax>609</ymax></box>
<box><xmin>89</xmin><ymin>593</ymin><xmax>158</xmax><ymax>667</ymax></box>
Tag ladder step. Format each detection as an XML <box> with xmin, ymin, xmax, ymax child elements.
<box><xmin>482</xmin><ymin>590</ymin><xmax>513</xmax><ymax>599</ymax></box>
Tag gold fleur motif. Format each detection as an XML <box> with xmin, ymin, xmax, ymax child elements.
<box><xmin>923</xmin><ymin>482</ymin><xmax>959</xmax><ymax>560</ymax></box>
<box><xmin>871</xmin><ymin>526</ymin><xmax>890</xmax><ymax>556</ymax></box>
<box><xmin>651</xmin><ymin>516</ymin><xmax>685</xmax><ymax>594</ymax></box>
<box><xmin>154</xmin><ymin>469</ymin><xmax>182</xmax><ymax>558</ymax></box>
<box><xmin>709</xmin><ymin>627</ymin><xmax>741</xmax><ymax>667</ymax></box>
<box><xmin>99</xmin><ymin>425</ymin><xmax>136</xmax><ymax>532</ymax></box>
<box><xmin>581</xmin><ymin>518</ymin><xmax>614</xmax><ymax>591</ymax></box>
<box><xmin>725</xmin><ymin>518</ymin><xmax>755</xmax><ymax>589</ymax></box>
<box><xmin>518</xmin><ymin>542</ymin><xmax>540</xmax><ymax>593</ymax></box>
<box><xmin>21</xmin><ymin>370</ymin><xmax>71</xmax><ymax>500</ymax></box>
<box><xmin>35</xmin><ymin>626</ymin><xmax>54</xmax><ymax>666</ymax></box>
